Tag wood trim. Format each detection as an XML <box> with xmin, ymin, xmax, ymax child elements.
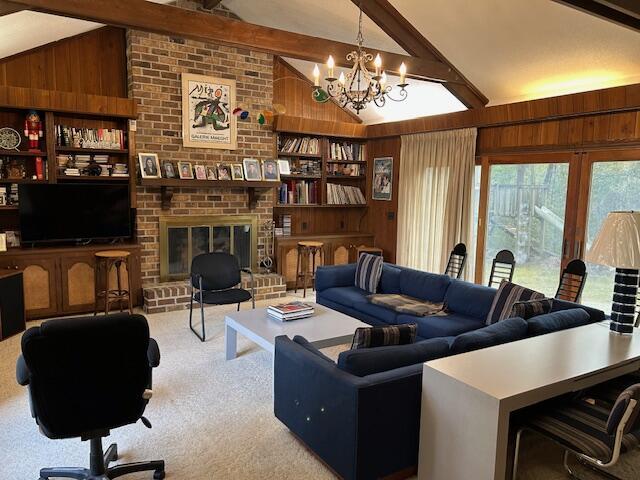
<box><xmin>480</xmin><ymin>151</ymin><xmax>577</xmax><ymax>164</ymax></box>
<box><xmin>553</xmin><ymin>0</ymin><xmax>640</xmax><ymax>33</ymax></box>
<box><xmin>0</xmin><ymin>0</ymin><xmax>25</xmax><ymax>16</ymax></box>
<box><xmin>355</xmin><ymin>0</ymin><xmax>487</xmax><ymax>108</ymax></box>
<box><xmin>12</xmin><ymin>0</ymin><xmax>461</xmax><ymax>84</ymax></box>
<box><xmin>273</xmin><ymin>115</ymin><xmax>367</xmax><ymax>138</ymax></box>
<box><xmin>474</xmin><ymin>156</ymin><xmax>490</xmax><ymax>284</ymax></box>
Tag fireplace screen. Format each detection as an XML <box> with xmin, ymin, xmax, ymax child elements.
<box><xmin>160</xmin><ymin>215</ymin><xmax>258</xmax><ymax>282</ymax></box>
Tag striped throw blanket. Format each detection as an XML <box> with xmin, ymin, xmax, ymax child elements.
<box><xmin>367</xmin><ymin>294</ymin><xmax>447</xmax><ymax>317</ymax></box>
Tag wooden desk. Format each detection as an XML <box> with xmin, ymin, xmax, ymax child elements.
<box><xmin>0</xmin><ymin>270</ymin><xmax>25</xmax><ymax>340</ymax></box>
<box><xmin>418</xmin><ymin>323</ymin><xmax>640</xmax><ymax>480</ymax></box>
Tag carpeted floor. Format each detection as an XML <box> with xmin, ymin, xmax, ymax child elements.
<box><xmin>0</xmin><ymin>292</ymin><xmax>638</xmax><ymax>479</ymax></box>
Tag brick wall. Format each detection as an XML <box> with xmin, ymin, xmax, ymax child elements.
<box><xmin>127</xmin><ymin>1</ymin><xmax>275</xmax><ymax>286</ymax></box>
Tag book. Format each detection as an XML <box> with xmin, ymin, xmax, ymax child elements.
<box><xmin>268</xmin><ymin>301</ymin><xmax>314</xmax><ymax>315</ymax></box>
<box><xmin>268</xmin><ymin>310</ymin><xmax>314</xmax><ymax>321</ymax></box>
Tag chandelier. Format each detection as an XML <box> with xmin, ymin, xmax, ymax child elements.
<box><xmin>312</xmin><ymin>4</ymin><xmax>408</xmax><ymax>114</ymax></box>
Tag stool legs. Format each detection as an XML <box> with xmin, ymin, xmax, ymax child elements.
<box><xmin>94</xmin><ymin>255</ymin><xmax>133</xmax><ymax>316</ymax></box>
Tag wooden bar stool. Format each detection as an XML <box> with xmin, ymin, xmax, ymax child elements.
<box><xmin>94</xmin><ymin>250</ymin><xmax>133</xmax><ymax>315</ymax></box>
<box><xmin>295</xmin><ymin>241</ymin><xmax>324</xmax><ymax>298</ymax></box>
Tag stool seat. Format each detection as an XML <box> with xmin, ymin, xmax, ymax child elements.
<box><xmin>298</xmin><ymin>241</ymin><xmax>324</xmax><ymax>248</ymax></box>
<box><xmin>95</xmin><ymin>250</ymin><xmax>131</xmax><ymax>258</ymax></box>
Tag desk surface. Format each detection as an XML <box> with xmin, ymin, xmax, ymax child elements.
<box><xmin>425</xmin><ymin>323</ymin><xmax>640</xmax><ymax>401</ymax></box>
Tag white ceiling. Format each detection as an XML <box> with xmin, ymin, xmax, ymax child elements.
<box><xmin>1</xmin><ymin>0</ymin><xmax>640</xmax><ymax>123</ymax></box>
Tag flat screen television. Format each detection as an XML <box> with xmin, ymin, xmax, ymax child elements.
<box><xmin>18</xmin><ymin>183</ymin><xmax>132</xmax><ymax>244</ymax></box>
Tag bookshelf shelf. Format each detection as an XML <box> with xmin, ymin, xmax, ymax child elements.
<box><xmin>280</xmin><ymin>174</ymin><xmax>322</xmax><ymax>180</ymax></box>
<box><xmin>326</xmin><ymin>175</ymin><xmax>366</xmax><ymax>180</ymax></box>
<box><xmin>326</xmin><ymin>160</ymin><xmax>366</xmax><ymax>164</ymax></box>
<box><xmin>57</xmin><ymin>175</ymin><xmax>130</xmax><ymax>182</ymax></box>
<box><xmin>0</xmin><ymin>205</ymin><xmax>18</xmax><ymax>210</ymax></box>
<box><xmin>277</xmin><ymin>151</ymin><xmax>322</xmax><ymax>159</ymax></box>
<box><xmin>0</xmin><ymin>150</ymin><xmax>47</xmax><ymax>157</ymax></box>
<box><xmin>0</xmin><ymin>178</ymin><xmax>47</xmax><ymax>184</ymax></box>
<box><xmin>55</xmin><ymin>147</ymin><xmax>129</xmax><ymax>155</ymax></box>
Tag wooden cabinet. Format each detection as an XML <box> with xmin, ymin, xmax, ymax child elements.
<box><xmin>275</xmin><ymin>233</ymin><xmax>375</xmax><ymax>289</ymax></box>
<box><xmin>0</xmin><ymin>244</ymin><xmax>141</xmax><ymax>320</ymax></box>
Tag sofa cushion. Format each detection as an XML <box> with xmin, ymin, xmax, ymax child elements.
<box><xmin>379</xmin><ymin>264</ymin><xmax>402</xmax><ymax>294</ymax></box>
<box><xmin>315</xmin><ymin>263</ymin><xmax>357</xmax><ymax>292</ymax></box>
<box><xmin>354</xmin><ymin>301</ymin><xmax>399</xmax><ymax>325</ymax></box>
<box><xmin>399</xmin><ymin>268</ymin><xmax>451</xmax><ymax>303</ymax></box>
<box><xmin>444</xmin><ymin>280</ymin><xmax>497</xmax><ymax>321</ymax></box>
<box><xmin>319</xmin><ymin>286</ymin><xmax>368</xmax><ymax>308</ymax></box>
<box><xmin>351</xmin><ymin>324</ymin><xmax>417</xmax><ymax>350</ymax></box>
<box><xmin>510</xmin><ymin>298</ymin><xmax>553</xmax><ymax>320</ymax></box>
<box><xmin>450</xmin><ymin>317</ymin><xmax>528</xmax><ymax>355</ymax></box>
<box><xmin>397</xmin><ymin>313</ymin><xmax>485</xmax><ymax>339</ymax></box>
<box><xmin>486</xmin><ymin>281</ymin><xmax>545</xmax><ymax>325</ymax></box>
<box><xmin>355</xmin><ymin>253</ymin><xmax>384</xmax><ymax>293</ymax></box>
<box><xmin>337</xmin><ymin>338</ymin><xmax>451</xmax><ymax>377</ymax></box>
<box><xmin>292</xmin><ymin>335</ymin><xmax>334</xmax><ymax>363</ymax></box>
<box><xmin>527</xmin><ymin>308</ymin><xmax>591</xmax><ymax>336</ymax></box>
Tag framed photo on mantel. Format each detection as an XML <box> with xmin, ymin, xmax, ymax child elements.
<box><xmin>182</xmin><ymin>73</ymin><xmax>237</xmax><ymax>150</ymax></box>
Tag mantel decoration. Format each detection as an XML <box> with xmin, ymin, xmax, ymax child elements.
<box><xmin>311</xmin><ymin>2</ymin><xmax>408</xmax><ymax>114</ymax></box>
<box><xmin>182</xmin><ymin>73</ymin><xmax>237</xmax><ymax>150</ymax></box>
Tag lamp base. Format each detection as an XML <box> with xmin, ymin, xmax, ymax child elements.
<box><xmin>609</xmin><ymin>268</ymin><xmax>639</xmax><ymax>335</ymax></box>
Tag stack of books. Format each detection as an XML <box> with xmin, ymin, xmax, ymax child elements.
<box><xmin>112</xmin><ymin>163</ymin><xmax>129</xmax><ymax>177</ymax></box>
<box><xmin>94</xmin><ymin>155</ymin><xmax>111</xmax><ymax>176</ymax></box>
<box><xmin>267</xmin><ymin>302</ymin><xmax>314</xmax><ymax>321</ymax></box>
<box><xmin>329</xmin><ymin>142</ymin><xmax>364</xmax><ymax>162</ymax></box>
<box><xmin>326</xmin><ymin>183</ymin><xmax>366</xmax><ymax>205</ymax></box>
<box><xmin>74</xmin><ymin>155</ymin><xmax>91</xmax><ymax>174</ymax></box>
<box><xmin>279</xmin><ymin>137</ymin><xmax>320</xmax><ymax>155</ymax></box>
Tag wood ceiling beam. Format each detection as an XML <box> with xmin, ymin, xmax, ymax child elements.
<box><xmin>353</xmin><ymin>0</ymin><xmax>488</xmax><ymax>109</ymax></box>
<box><xmin>9</xmin><ymin>0</ymin><xmax>463</xmax><ymax>84</ymax></box>
<box><xmin>553</xmin><ymin>0</ymin><xmax>640</xmax><ymax>32</ymax></box>
<box><xmin>0</xmin><ymin>1</ymin><xmax>26</xmax><ymax>16</ymax></box>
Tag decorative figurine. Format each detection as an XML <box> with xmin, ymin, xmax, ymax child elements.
<box><xmin>24</xmin><ymin>110</ymin><xmax>43</xmax><ymax>151</ymax></box>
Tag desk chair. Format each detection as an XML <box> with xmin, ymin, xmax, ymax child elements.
<box><xmin>189</xmin><ymin>252</ymin><xmax>255</xmax><ymax>342</ymax></box>
<box><xmin>16</xmin><ymin>313</ymin><xmax>165</xmax><ymax>480</ymax></box>
<box><xmin>444</xmin><ymin>243</ymin><xmax>467</xmax><ymax>279</ymax></box>
<box><xmin>555</xmin><ymin>259</ymin><xmax>588</xmax><ymax>303</ymax></box>
<box><xmin>488</xmin><ymin>249</ymin><xmax>516</xmax><ymax>288</ymax></box>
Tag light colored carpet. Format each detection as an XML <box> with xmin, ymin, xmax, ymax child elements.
<box><xmin>0</xmin><ymin>292</ymin><xmax>638</xmax><ymax>479</ymax></box>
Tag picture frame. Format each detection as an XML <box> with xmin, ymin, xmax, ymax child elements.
<box><xmin>194</xmin><ymin>164</ymin><xmax>207</xmax><ymax>180</ymax></box>
<box><xmin>138</xmin><ymin>153</ymin><xmax>161</xmax><ymax>178</ymax></box>
<box><xmin>206</xmin><ymin>166</ymin><xmax>217</xmax><ymax>180</ymax></box>
<box><xmin>243</xmin><ymin>158</ymin><xmax>262</xmax><ymax>181</ymax></box>
<box><xmin>372</xmin><ymin>157</ymin><xmax>393</xmax><ymax>201</ymax></box>
<box><xmin>177</xmin><ymin>161</ymin><xmax>194</xmax><ymax>179</ymax></box>
<box><xmin>231</xmin><ymin>164</ymin><xmax>244</xmax><ymax>180</ymax></box>
<box><xmin>217</xmin><ymin>164</ymin><xmax>232</xmax><ymax>181</ymax></box>
<box><xmin>162</xmin><ymin>161</ymin><xmax>177</xmax><ymax>179</ymax></box>
<box><xmin>277</xmin><ymin>159</ymin><xmax>291</xmax><ymax>176</ymax></box>
<box><xmin>262</xmin><ymin>159</ymin><xmax>280</xmax><ymax>181</ymax></box>
<box><xmin>182</xmin><ymin>73</ymin><xmax>237</xmax><ymax>150</ymax></box>
<box><xmin>0</xmin><ymin>233</ymin><xmax>6</xmax><ymax>253</ymax></box>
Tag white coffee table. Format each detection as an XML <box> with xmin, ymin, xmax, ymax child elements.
<box><xmin>224</xmin><ymin>303</ymin><xmax>368</xmax><ymax>360</ymax></box>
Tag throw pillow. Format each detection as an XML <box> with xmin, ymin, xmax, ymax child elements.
<box><xmin>354</xmin><ymin>253</ymin><xmax>384</xmax><ymax>293</ymax></box>
<box><xmin>510</xmin><ymin>298</ymin><xmax>553</xmax><ymax>320</ymax></box>
<box><xmin>486</xmin><ymin>280</ymin><xmax>545</xmax><ymax>325</ymax></box>
<box><xmin>351</xmin><ymin>324</ymin><xmax>417</xmax><ymax>350</ymax></box>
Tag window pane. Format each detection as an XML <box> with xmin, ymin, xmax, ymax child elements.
<box><xmin>484</xmin><ymin>163</ymin><xmax>569</xmax><ymax>296</ymax></box>
<box><xmin>582</xmin><ymin>161</ymin><xmax>640</xmax><ymax>313</ymax></box>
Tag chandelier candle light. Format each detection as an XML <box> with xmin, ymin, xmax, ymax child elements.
<box><xmin>312</xmin><ymin>5</ymin><xmax>408</xmax><ymax>114</ymax></box>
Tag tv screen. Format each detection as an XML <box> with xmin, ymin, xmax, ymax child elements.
<box><xmin>18</xmin><ymin>183</ymin><xmax>132</xmax><ymax>244</ymax></box>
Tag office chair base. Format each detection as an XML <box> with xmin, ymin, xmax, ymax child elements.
<box><xmin>39</xmin><ymin>441</ymin><xmax>165</xmax><ymax>480</ymax></box>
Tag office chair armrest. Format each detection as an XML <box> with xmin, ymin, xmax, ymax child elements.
<box><xmin>16</xmin><ymin>354</ymin><xmax>30</xmax><ymax>386</ymax></box>
<box><xmin>147</xmin><ymin>338</ymin><xmax>161</xmax><ymax>368</ymax></box>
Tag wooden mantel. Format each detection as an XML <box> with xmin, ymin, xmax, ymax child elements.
<box><xmin>139</xmin><ymin>178</ymin><xmax>278</xmax><ymax>210</ymax></box>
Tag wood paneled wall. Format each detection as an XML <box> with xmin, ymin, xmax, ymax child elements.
<box><xmin>0</xmin><ymin>27</ymin><xmax>127</xmax><ymax>98</ymax></box>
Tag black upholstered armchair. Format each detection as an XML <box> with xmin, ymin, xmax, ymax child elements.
<box><xmin>189</xmin><ymin>252</ymin><xmax>255</xmax><ymax>341</ymax></box>
<box><xmin>16</xmin><ymin>313</ymin><xmax>165</xmax><ymax>480</ymax></box>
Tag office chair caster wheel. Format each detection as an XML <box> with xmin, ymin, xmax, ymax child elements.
<box><xmin>153</xmin><ymin>470</ymin><xmax>165</xmax><ymax>479</ymax></box>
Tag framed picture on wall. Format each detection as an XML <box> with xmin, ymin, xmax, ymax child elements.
<box><xmin>139</xmin><ymin>153</ymin><xmax>161</xmax><ymax>178</ymax></box>
<box><xmin>372</xmin><ymin>157</ymin><xmax>393</xmax><ymax>201</ymax></box>
<box><xmin>206</xmin><ymin>166</ymin><xmax>217</xmax><ymax>180</ymax></box>
<box><xmin>181</xmin><ymin>73</ymin><xmax>237</xmax><ymax>150</ymax></box>
<box><xmin>162</xmin><ymin>161</ymin><xmax>177</xmax><ymax>179</ymax></box>
<box><xmin>217</xmin><ymin>164</ymin><xmax>232</xmax><ymax>180</ymax></box>
<box><xmin>194</xmin><ymin>164</ymin><xmax>207</xmax><ymax>180</ymax></box>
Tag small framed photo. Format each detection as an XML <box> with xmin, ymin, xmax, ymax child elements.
<box><xmin>206</xmin><ymin>166</ymin><xmax>217</xmax><ymax>180</ymax></box>
<box><xmin>243</xmin><ymin>158</ymin><xmax>262</xmax><ymax>181</ymax></box>
<box><xmin>262</xmin><ymin>159</ymin><xmax>280</xmax><ymax>181</ymax></box>
<box><xmin>162</xmin><ymin>161</ymin><xmax>177</xmax><ymax>179</ymax></box>
<box><xmin>0</xmin><ymin>233</ymin><xmax>6</xmax><ymax>252</ymax></box>
<box><xmin>277</xmin><ymin>159</ymin><xmax>291</xmax><ymax>176</ymax></box>
<box><xmin>139</xmin><ymin>153</ymin><xmax>161</xmax><ymax>178</ymax></box>
<box><xmin>231</xmin><ymin>164</ymin><xmax>244</xmax><ymax>180</ymax></box>
<box><xmin>194</xmin><ymin>164</ymin><xmax>207</xmax><ymax>180</ymax></box>
<box><xmin>178</xmin><ymin>162</ymin><xmax>194</xmax><ymax>179</ymax></box>
<box><xmin>217</xmin><ymin>164</ymin><xmax>232</xmax><ymax>180</ymax></box>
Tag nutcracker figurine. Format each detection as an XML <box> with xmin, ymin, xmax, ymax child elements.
<box><xmin>24</xmin><ymin>110</ymin><xmax>43</xmax><ymax>151</ymax></box>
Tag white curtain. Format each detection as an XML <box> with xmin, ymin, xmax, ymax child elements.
<box><xmin>397</xmin><ymin>128</ymin><xmax>477</xmax><ymax>278</ymax></box>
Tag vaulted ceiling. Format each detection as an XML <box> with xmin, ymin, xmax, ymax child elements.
<box><xmin>1</xmin><ymin>0</ymin><xmax>639</xmax><ymax>125</ymax></box>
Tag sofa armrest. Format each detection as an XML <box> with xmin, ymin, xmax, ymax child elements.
<box><xmin>315</xmin><ymin>264</ymin><xmax>357</xmax><ymax>292</ymax></box>
<box><xmin>552</xmin><ymin>299</ymin><xmax>605</xmax><ymax>323</ymax></box>
<box><xmin>16</xmin><ymin>354</ymin><xmax>30</xmax><ymax>386</ymax></box>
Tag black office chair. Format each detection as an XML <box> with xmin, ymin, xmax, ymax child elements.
<box><xmin>488</xmin><ymin>249</ymin><xmax>516</xmax><ymax>288</ymax></box>
<box><xmin>189</xmin><ymin>252</ymin><xmax>255</xmax><ymax>342</ymax></box>
<box><xmin>16</xmin><ymin>313</ymin><xmax>165</xmax><ymax>480</ymax></box>
<box><xmin>444</xmin><ymin>243</ymin><xmax>467</xmax><ymax>279</ymax></box>
<box><xmin>555</xmin><ymin>259</ymin><xmax>588</xmax><ymax>303</ymax></box>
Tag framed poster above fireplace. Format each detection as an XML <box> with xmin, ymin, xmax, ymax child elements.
<box><xmin>181</xmin><ymin>73</ymin><xmax>237</xmax><ymax>150</ymax></box>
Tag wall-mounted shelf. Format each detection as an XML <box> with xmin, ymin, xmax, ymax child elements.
<box><xmin>274</xmin><ymin>204</ymin><xmax>367</xmax><ymax>209</ymax></box>
<box><xmin>0</xmin><ymin>179</ymin><xmax>47</xmax><ymax>184</ymax></box>
<box><xmin>57</xmin><ymin>175</ymin><xmax>130</xmax><ymax>182</ymax></box>
<box><xmin>139</xmin><ymin>178</ymin><xmax>278</xmax><ymax>210</ymax></box>
<box><xmin>0</xmin><ymin>150</ymin><xmax>47</xmax><ymax>157</ymax></box>
<box><xmin>55</xmin><ymin>147</ymin><xmax>129</xmax><ymax>155</ymax></box>
<box><xmin>277</xmin><ymin>151</ymin><xmax>322</xmax><ymax>158</ymax></box>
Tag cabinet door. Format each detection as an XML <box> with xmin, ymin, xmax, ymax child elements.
<box><xmin>11</xmin><ymin>257</ymin><xmax>58</xmax><ymax>319</ymax></box>
<box><xmin>60</xmin><ymin>254</ymin><xmax>96</xmax><ymax>314</ymax></box>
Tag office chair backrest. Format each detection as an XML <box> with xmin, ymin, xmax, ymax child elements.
<box><xmin>555</xmin><ymin>259</ymin><xmax>587</xmax><ymax>303</ymax></box>
<box><xmin>607</xmin><ymin>384</ymin><xmax>640</xmax><ymax>436</ymax></box>
<box><xmin>444</xmin><ymin>243</ymin><xmax>467</xmax><ymax>279</ymax></box>
<box><xmin>21</xmin><ymin>313</ymin><xmax>151</xmax><ymax>439</ymax></box>
<box><xmin>191</xmin><ymin>252</ymin><xmax>241</xmax><ymax>291</ymax></box>
<box><xmin>488</xmin><ymin>249</ymin><xmax>516</xmax><ymax>288</ymax></box>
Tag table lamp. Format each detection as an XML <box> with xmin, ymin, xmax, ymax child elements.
<box><xmin>585</xmin><ymin>211</ymin><xmax>640</xmax><ymax>334</ymax></box>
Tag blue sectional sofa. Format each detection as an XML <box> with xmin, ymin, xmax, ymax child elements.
<box><xmin>274</xmin><ymin>263</ymin><xmax>605</xmax><ymax>480</ymax></box>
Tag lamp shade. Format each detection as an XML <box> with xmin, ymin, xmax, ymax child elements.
<box><xmin>585</xmin><ymin>211</ymin><xmax>640</xmax><ymax>269</ymax></box>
